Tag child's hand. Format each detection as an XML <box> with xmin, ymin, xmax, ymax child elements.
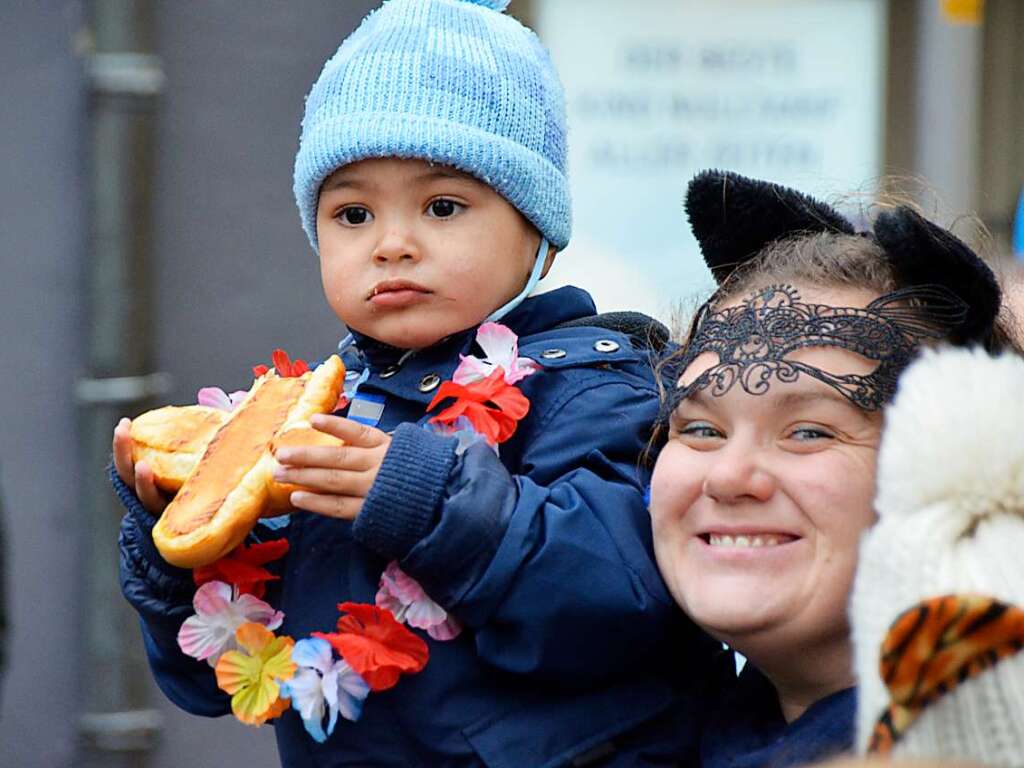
<box><xmin>112</xmin><ymin>417</ymin><xmax>170</xmax><ymax>515</ymax></box>
<box><xmin>272</xmin><ymin>414</ymin><xmax>391</xmax><ymax>520</ymax></box>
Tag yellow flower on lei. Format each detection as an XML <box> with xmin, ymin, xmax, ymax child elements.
<box><xmin>215</xmin><ymin>622</ymin><xmax>297</xmax><ymax>725</ymax></box>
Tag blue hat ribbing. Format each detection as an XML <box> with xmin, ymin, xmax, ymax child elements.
<box><xmin>293</xmin><ymin>0</ymin><xmax>571</xmax><ymax>253</ymax></box>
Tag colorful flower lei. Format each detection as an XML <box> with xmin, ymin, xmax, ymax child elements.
<box><xmin>175</xmin><ymin>326</ymin><xmax>535</xmax><ymax>741</ymax></box>
<box><xmin>427</xmin><ymin>322</ymin><xmax>537</xmax><ymax>448</ymax></box>
<box><xmin>178</xmin><ymin>545</ymin><xmax>440</xmax><ymax>739</ymax></box>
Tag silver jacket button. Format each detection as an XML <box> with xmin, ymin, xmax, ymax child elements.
<box><xmin>418</xmin><ymin>373</ymin><xmax>441</xmax><ymax>392</ymax></box>
<box><xmin>594</xmin><ymin>339</ymin><xmax>620</xmax><ymax>353</ymax></box>
<box><xmin>540</xmin><ymin>348</ymin><xmax>566</xmax><ymax>360</ymax></box>
<box><xmin>379</xmin><ymin>365</ymin><xmax>400</xmax><ymax>379</ymax></box>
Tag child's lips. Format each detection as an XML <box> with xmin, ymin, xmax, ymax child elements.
<box><xmin>368</xmin><ymin>280</ymin><xmax>432</xmax><ymax>308</ymax></box>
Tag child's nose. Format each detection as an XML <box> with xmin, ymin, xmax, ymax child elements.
<box><xmin>372</xmin><ymin>226</ymin><xmax>421</xmax><ymax>264</ymax></box>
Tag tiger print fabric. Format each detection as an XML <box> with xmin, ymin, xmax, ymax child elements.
<box><xmin>868</xmin><ymin>594</ymin><xmax>1024</xmax><ymax>754</ymax></box>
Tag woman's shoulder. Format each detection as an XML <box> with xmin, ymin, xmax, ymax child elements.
<box><xmin>701</xmin><ymin>665</ymin><xmax>856</xmax><ymax>768</ymax></box>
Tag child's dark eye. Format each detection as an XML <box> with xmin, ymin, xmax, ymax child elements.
<box><xmin>338</xmin><ymin>206</ymin><xmax>372</xmax><ymax>226</ymax></box>
<box><xmin>427</xmin><ymin>199</ymin><xmax>464</xmax><ymax>219</ymax></box>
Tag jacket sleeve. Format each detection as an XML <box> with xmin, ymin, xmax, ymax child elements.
<box><xmin>114</xmin><ymin>464</ymin><xmax>231</xmax><ymax>717</ymax></box>
<box><xmin>352</xmin><ymin>373</ymin><xmax>678</xmax><ymax>682</ymax></box>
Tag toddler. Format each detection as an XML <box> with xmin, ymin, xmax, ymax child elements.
<box><xmin>114</xmin><ymin>1</ymin><xmax>718</xmax><ymax>765</ymax></box>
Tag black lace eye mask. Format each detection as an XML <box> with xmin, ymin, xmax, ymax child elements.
<box><xmin>663</xmin><ymin>284</ymin><xmax>969</xmax><ymax>416</ymax></box>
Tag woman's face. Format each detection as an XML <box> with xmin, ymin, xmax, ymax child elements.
<box><xmin>650</xmin><ymin>286</ymin><xmax>883</xmax><ymax>660</ymax></box>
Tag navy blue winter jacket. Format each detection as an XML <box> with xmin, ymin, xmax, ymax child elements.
<box><xmin>117</xmin><ymin>287</ymin><xmax>721</xmax><ymax>768</ymax></box>
<box><xmin>700</xmin><ymin>663</ymin><xmax>855</xmax><ymax>767</ymax></box>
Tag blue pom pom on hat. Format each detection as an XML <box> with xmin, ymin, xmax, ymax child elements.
<box><xmin>462</xmin><ymin>0</ymin><xmax>512</xmax><ymax>8</ymax></box>
<box><xmin>293</xmin><ymin>0</ymin><xmax>571</xmax><ymax>253</ymax></box>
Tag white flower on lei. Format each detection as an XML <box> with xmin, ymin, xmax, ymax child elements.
<box><xmin>453</xmin><ymin>322</ymin><xmax>539</xmax><ymax>386</ymax></box>
<box><xmin>177</xmin><ymin>581</ymin><xmax>284</xmax><ymax>667</ymax></box>
<box><xmin>280</xmin><ymin>637</ymin><xmax>370</xmax><ymax>743</ymax></box>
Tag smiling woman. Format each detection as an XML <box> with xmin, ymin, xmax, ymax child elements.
<box><xmin>655</xmin><ymin>326</ymin><xmax>882</xmax><ymax>669</ymax></box>
<box><xmin>649</xmin><ymin>170</ymin><xmax>1016</xmax><ymax>768</ymax></box>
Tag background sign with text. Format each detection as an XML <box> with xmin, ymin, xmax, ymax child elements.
<box><xmin>538</xmin><ymin>0</ymin><xmax>887</xmax><ymax>322</ymax></box>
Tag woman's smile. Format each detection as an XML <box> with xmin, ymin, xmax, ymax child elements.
<box><xmin>690</xmin><ymin>523</ymin><xmax>805</xmax><ymax>566</ymax></box>
<box><xmin>700</xmin><ymin>531</ymin><xmax>800</xmax><ymax>549</ymax></box>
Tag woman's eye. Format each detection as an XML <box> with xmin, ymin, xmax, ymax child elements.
<box><xmin>788</xmin><ymin>426</ymin><xmax>834</xmax><ymax>442</ymax></box>
<box><xmin>679</xmin><ymin>422</ymin><xmax>723</xmax><ymax>440</ymax></box>
<box><xmin>427</xmin><ymin>199</ymin><xmax>464</xmax><ymax>219</ymax></box>
<box><xmin>338</xmin><ymin>206</ymin><xmax>372</xmax><ymax>226</ymax></box>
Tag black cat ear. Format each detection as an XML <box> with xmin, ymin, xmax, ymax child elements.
<box><xmin>684</xmin><ymin>170</ymin><xmax>855</xmax><ymax>284</ymax></box>
<box><xmin>873</xmin><ymin>207</ymin><xmax>1000</xmax><ymax>345</ymax></box>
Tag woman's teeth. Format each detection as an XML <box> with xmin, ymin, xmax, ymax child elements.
<box><xmin>708</xmin><ymin>533</ymin><xmax>790</xmax><ymax>548</ymax></box>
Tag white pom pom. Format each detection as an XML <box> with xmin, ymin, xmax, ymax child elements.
<box><xmin>459</xmin><ymin>0</ymin><xmax>512</xmax><ymax>11</ymax></box>
<box><xmin>876</xmin><ymin>346</ymin><xmax>1024</xmax><ymax>533</ymax></box>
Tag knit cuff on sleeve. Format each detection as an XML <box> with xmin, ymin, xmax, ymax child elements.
<box><xmin>353</xmin><ymin>423</ymin><xmax>458</xmax><ymax>561</ymax></box>
<box><xmin>110</xmin><ymin>460</ymin><xmax>192</xmax><ymax>584</ymax></box>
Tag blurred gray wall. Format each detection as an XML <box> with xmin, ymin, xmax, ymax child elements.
<box><xmin>0</xmin><ymin>2</ymin><xmax>374</xmax><ymax>766</ymax></box>
<box><xmin>0</xmin><ymin>3</ymin><xmax>87</xmax><ymax>766</ymax></box>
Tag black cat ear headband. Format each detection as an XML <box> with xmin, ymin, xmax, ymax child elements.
<box><xmin>684</xmin><ymin>169</ymin><xmax>1000</xmax><ymax>342</ymax></box>
<box><xmin>663</xmin><ymin>171</ymin><xmax>1001</xmax><ymax>415</ymax></box>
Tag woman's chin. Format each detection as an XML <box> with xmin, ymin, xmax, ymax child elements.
<box><xmin>682</xmin><ymin>588</ymin><xmax>791</xmax><ymax>644</ymax></box>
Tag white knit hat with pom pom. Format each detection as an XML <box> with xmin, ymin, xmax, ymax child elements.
<box><xmin>851</xmin><ymin>346</ymin><xmax>1024</xmax><ymax>765</ymax></box>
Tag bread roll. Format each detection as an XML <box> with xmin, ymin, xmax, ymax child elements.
<box><xmin>131</xmin><ymin>406</ymin><xmax>228</xmax><ymax>493</ymax></box>
<box><xmin>142</xmin><ymin>355</ymin><xmax>345</xmax><ymax>567</ymax></box>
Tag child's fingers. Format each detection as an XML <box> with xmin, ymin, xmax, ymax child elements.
<box><xmin>289</xmin><ymin>490</ymin><xmax>362</xmax><ymax>520</ymax></box>
<box><xmin>310</xmin><ymin>414</ymin><xmax>388</xmax><ymax>448</ymax></box>
<box><xmin>275</xmin><ymin>443</ymin><xmax>377</xmax><ymax>471</ymax></box>
<box><xmin>112</xmin><ymin>417</ymin><xmax>136</xmax><ymax>486</ymax></box>
<box><xmin>134</xmin><ymin>460</ymin><xmax>169</xmax><ymax>514</ymax></box>
<box><xmin>273</xmin><ymin>465</ymin><xmax>375</xmax><ymax>497</ymax></box>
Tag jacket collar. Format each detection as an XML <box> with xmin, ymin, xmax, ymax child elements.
<box><xmin>349</xmin><ymin>285</ymin><xmax>597</xmax><ymax>370</ymax></box>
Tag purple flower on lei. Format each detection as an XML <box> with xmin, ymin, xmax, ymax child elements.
<box><xmin>376</xmin><ymin>561</ymin><xmax>462</xmax><ymax>641</ymax></box>
<box><xmin>453</xmin><ymin>322</ymin><xmax>539</xmax><ymax>386</ymax></box>
<box><xmin>197</xmin><ymin>386</ymin><xmax>247</xmax><ymax>411</ymax></box>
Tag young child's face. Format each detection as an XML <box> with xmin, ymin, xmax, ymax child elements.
<box><xmin>316</xmin><ymin>157</ymin><xmax>543</xmax><ymax>349</ymax></box>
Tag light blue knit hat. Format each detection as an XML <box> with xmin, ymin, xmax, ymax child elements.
<box><xmin>293</xmin><ymin>0</ymin><xmax>570</xmax><ymax>253</ymax></box>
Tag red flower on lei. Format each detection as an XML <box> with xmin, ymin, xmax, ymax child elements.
<box><xmin>426</xmin><ymin>367</ymin><xmax>530</xmax><ymax>445</ymax></box>
<box><xmin>253</xmin><ymin>348</ymin><xmax>310</xmax><ymax>378</ymax></box>
<box><xmin>313</xmin><ymin>603</ymin><xmax>429</xmax><ymax>692</ymax></box>
<box><xmin>193</xmin><ymin>540</ymin><xmax>290</xmax><ymax>599</ymax></box>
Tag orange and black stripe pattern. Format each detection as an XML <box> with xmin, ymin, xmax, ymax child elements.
<box><xmin>868</xmin><ymin>594</ymin><xmax>1024</xmax><ymax>754</ymax></box>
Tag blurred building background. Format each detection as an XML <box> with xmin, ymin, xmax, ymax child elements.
<box><xmin>1</xmin><ymin>1</ymin><xmax>1021</xmax><ymax>766</ymax></box>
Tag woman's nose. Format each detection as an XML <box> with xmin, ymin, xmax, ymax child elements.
<box><xmin>371</xmin><ymin>224</ymin><xmax>421</xmax><ymax>264</ymax></box>
<box><xmin>701</xmin><ymin>442</ymin><xmax>776</xmax><ymax>503</ymax></box>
